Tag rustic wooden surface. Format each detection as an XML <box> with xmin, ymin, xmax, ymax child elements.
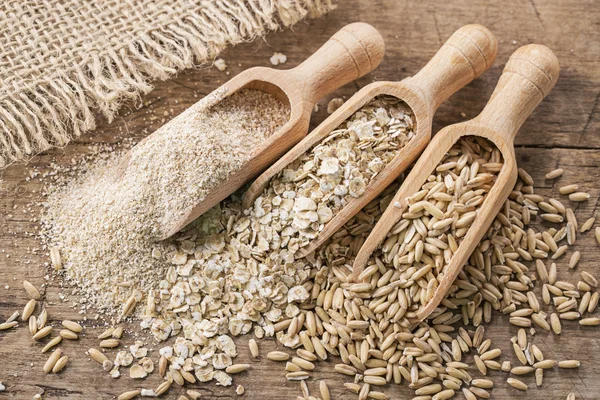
<box><xmin>1</xmin><ymin>0</ymin><xmax>599</xmax><ymax>399</ymax></box>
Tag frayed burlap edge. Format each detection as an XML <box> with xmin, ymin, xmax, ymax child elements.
<box><xmin>0</xmin><ymin>0</ymin><xmax>336</xmax><ymax>168</ymax></box>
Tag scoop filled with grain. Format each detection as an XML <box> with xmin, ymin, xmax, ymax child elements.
<box><xmin>242</xmin><ymin>24</ymin><xmax>498</xmax><ymax>257</ymax></box>
<box><xmin>352</xmin><ymin>44</ymin><xmax>560</xmax><ymax>325</ymax></box>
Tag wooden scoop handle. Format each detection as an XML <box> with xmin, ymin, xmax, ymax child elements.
<box><xmin>403</xmin><ymin>24</ymin><xmax>497</xmax><ymax>111</ymax></box>
<box><xmin>287</xmin><ymin>22</ymin><xmax>385</xmax><ymax>104</ymax></box>
<box><xmin>475</xmin><ymin>44</ymin><xmax>560</xmax><ymax>143</ymax></box>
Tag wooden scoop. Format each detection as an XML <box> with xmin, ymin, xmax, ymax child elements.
<box><xmin>242</xmin><ymin>24</ymin><xmax>498</xmax><ymax>258</ymax></box>
<box><xmin>154</xmin><ymin>22</ymin><xmax>385</xmax><ymax>239</ymax></box>
<box><xmin>352</xmin><ymin>44</ymin><xmax>560</xmax><ymax>325</ymax></box>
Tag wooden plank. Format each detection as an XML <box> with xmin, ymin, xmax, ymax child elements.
<box><xmin>1</xmin><ymin>0</ymin><xmax>599</xmax><ymax>398</ymax></box>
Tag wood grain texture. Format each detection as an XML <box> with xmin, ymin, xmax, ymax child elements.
<box><xmin>1</xmin><ymin>0</ymin><xmax>599</xmax><ymax>399</ymax></box>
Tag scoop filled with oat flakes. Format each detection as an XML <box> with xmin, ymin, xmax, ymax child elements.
<box><xmin>242</xmin><ymin>24</ymin><xmax>498</xmax><ymax>258</ymax></box>
<box><xmin>352</xmin><ymin>44</ymin><xmax>560</xmax><ymax>325</ymax></box>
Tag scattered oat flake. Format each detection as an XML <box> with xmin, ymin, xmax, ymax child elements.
<box><xmin>326</xmin><ymin>97</ymin><xmax>344</xmax><ymax>114</ymax></box>
<box><xmin>214</xmin><ymin>58</ymin><xmax>227</xmax><ymax>71</ymax></box>
<box><xmin>269</xmin><ymin>52</ymin><xmax>287</xmax><ymax>66</ymax></box>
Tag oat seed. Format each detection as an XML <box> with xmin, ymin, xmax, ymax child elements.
<box><xmin>22</xmin><ymin>299</ymin><xmax>36</xmax><ymax>321</ymax></box>
<box><xmin>569</xmin><ymin>192</ymin><xmax>590</xmax><ymax>202</ymax></box>
<box><xmin>118</xmin><ymin>390</ymin><xmax>141</xmax><ymax>400</ymax></box>
<box><xmin>50</xmin><ymin>247</ymin><xmax>62</xmax><ymax>270</ymax></box>
<box><xmin>579</xmin><ymin>317</ymin><xmax>600</xmax><ymax>326</ymax></box>
<box><xmin>226</xmin><ymin>364</ymin><xmax>250</xmax><ymax>374</ymax></box>
<box><xmin>320</xmin><ymin>381</ymin><xmax>330</xmax><ymax>400</ymax></box>
<box><xmin>533</xmin><ymin>359</ymin><xmax>557</xmax><ymax>369</ymax></box>
<box><xmin>568</xmin><ymin>251</ymin><xmax>581</xmax><ymax>269</ymax></box>
<box><xmin>267</xmin><ymin>351</ymin><xmax>290</xmax><ymax>361</ymax></box>
<box><xmin>42</xmin><ymin>336</ymin><xmax>62</xmax><ymax>353</ymax></box>
<box><xmin>88</xmin><ymin>348</ymin><xmax>109</xmax><ymax>364</ymax></box>
<box><xmin>60</xmin><ymin>329</ymin><xmax>78</xmax><ymax>340</ymax></box>
<box><xmin>559</xmin><ymin>184</ymin><xmax>578</xmax><ymax>195</ymax></box>
<box><xmin>581</xmin><ymin>217</ymin><xmax>595</xmax><ymax>232</ymax></box>
<box><xmin>155</xmin><ymin>380</ymin><xmax>172</xmax><ymax>396</ymax></box>
<box><xmin>62</xmin><ymin>320</ymin><xmax>83</xmax><ymax>333</ymax></box>
<box><xmin>249</xmin><ymin>339</ymin><xmax>259</xmax><ymax>359</ymax></box>
<box><xmin>23</xmin><ymin>280</ymin><xmax>41</xmax><ymax>300</ymax></box>
<box><xmin>535</xmin><ymin>368</ymin><xmax>543</xmax><ymax>386</ymax></box>
<box><xmin>100</xmin><ymin>339</ymin><xmax>120</xmax><ymax>348</ymax></box>
<box><xmin>0</xmin><ymin>321</ymin><xmax>18</xmax><ymax>331</ymax></box>
<box><xmin>507</xmin><ymin>377</ymin><xmax>527</xmax><ymax>391</ymax></box>
<box><xmin>52</xmin><ymin>355</ymin><xmax>69</xmax><ymax>373</ymax></box>
<box><xmin>558</xmin><ymin>360</ymin><xmax>580</xmax><ymax>368</ymax></box>
<box><xmin>97</xmin><ymin>327</ymin><xmax>115</xmax><ymax>339</ymax></box>
<box><xmin>545</xmin><ymin>169</ymin><xmax>563</xmax><ymax>179</ymax></box>
<box><xmin>286</xmin><ymin>371</ymin><xmax>310</xmax><ymax>381</ymax></box>
<box><xmin>32</xmin><ymin>326</ymin><xmax>52</xmax><ymax>340</ymax></box>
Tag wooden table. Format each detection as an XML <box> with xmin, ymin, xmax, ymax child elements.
<box><xmin>1</xmin><ymin>1</ymin><xmax>598</xmax><ymax>399</ymax></box>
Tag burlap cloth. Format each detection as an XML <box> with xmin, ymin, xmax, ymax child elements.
<box><xmin>0</xmin><ymin>0</ymin><xmax>335</xmax><ymax>167</ymax></box>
